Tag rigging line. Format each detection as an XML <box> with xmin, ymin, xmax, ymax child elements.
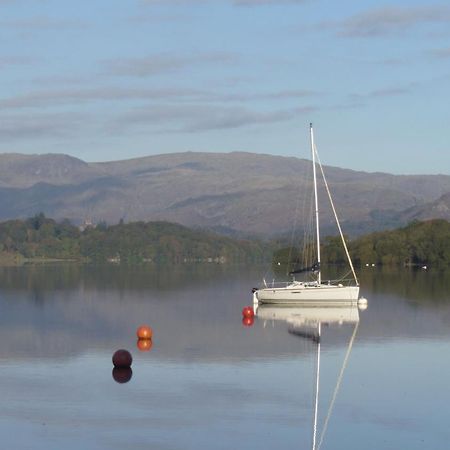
<box><xmin>291</xmin><ymin>153</ymin><xmax>314</xmax><ymax>276</ymax></box>
<box><xmin>287</xmin><ymin>179</ymin><xmax>304</xmax><ymax>276</ymax></box>
<box><xmin>317</xmin><ymin>321</ymin><xmax>360</xmax><ymax>450</ymax></box>
<box><xmin>300</xmin><ymin>183</ymin><xmax>314</xmax><ymax>277</ymax></box>
<box><xmin>303</xmin><ymin>158</ymin><xmax>314</xmax><ymax>272</ymax></box>
<box><xmin>314</xmin><ymin>145</ymin><xmax>359</xmax><ymax>286</ymax></box>
<box><xmin>336</xmin><ymin>269</ymin><xmax>352</xmax><ymax>283</ymax></box>
<box><xmin>305</xmin><ymin>193</ymin><xmax>315</xmax><ymax>273</ymax></box>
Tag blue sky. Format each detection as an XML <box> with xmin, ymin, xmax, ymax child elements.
<box><xmin>0</xmin><ymin>0</ymin><xmax>449</xmax><ymax>174</ymax></box>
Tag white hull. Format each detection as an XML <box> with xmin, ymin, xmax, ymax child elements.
<box><xmin>255</xmin><ymin>283</ymin><xmax>360</xmax><ymax>305</ymax></box>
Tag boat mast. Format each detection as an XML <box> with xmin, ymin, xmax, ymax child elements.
<box><xmin>310</xmin><ymin>123</ymin><xmax>321</xmax><ymax>285</ymax></box>
<box><xmin>312</xmin><ymin>321</ymin><xmax>321</xmax><ymax>450</ymax></box>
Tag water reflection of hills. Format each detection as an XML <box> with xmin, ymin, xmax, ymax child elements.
<box><xmin>3</xmin><ymin>264</ymin><xmax>450</xmax><ymax>303</ymax></box>
<box><xmin>1</xmin><ymin>265</ymin><xmax>450</xmax><ymax>362</ymax></box>
<box><xmin>0</xmin><ymin>264</ymin><xmax>244</xmax><ymax>294</ymax></box>
<box><xmin>359</xmin><ymin>266</ymin><xmax>450</xmax><ymax>304</ymax></box>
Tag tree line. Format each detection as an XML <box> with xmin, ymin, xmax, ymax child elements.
<box><xmin>0</xmin><ymin>214</ymin><xmax>268</xmax><ymax>264</ymax></box>
<box><xmin>273</xmin><ymin>219</ymin><xmax>450</xmax><ymax>270</ymax></box>
<box><xmin>346</xmin><ymin>219</ymin><xmax>450</xmax><ymax>268</ymax></box>
<box><xmin>3</xmin><ymin>215</ymin><xmax>450</xmax><ymax>268</ymax></box>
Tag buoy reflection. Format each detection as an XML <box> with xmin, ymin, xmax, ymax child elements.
<box><xmin>112</xmin><ymin>367</ymin><xmax>133</xmax><ymax>384</ymax></box>
<box><xmin>137</xmin><ymin>338</ymin><xmax>153</xmax><ymax>352</ymax></box>
<box><xmin>242</xmin><ymin>316</ymin><xmax>254</xmax><ymax>327</ymax></box>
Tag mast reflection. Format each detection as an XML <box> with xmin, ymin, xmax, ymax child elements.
<box><xmin>256</xmin><ymin>302</ymin><xmax>365</xmax><ymax>450</ymax></box>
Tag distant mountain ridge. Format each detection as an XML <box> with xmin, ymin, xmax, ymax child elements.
<box><xmin>0</xmin><ymin>151</ymin><xmax>450</xmax><ymax>237</ymax></box>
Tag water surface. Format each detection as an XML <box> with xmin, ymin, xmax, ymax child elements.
<box><xmin>0</xmin><ymin>265</ymin><xmax>449</xmax><ymax>449</ymax></box>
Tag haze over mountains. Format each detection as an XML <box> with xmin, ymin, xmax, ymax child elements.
<box><xmin>0</xmin><ymin>151</ymin><xmax>449</xmax><ymax>238</ymax></box>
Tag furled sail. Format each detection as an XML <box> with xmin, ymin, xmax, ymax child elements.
<box><xmin>289</xmin><ymin>261</ymin><xmax>320</xmax><ymax>275</ymax></box>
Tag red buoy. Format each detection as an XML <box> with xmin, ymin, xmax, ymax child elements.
<box><xmin>242</xmin><ymin>316</ymin><xmax>254</xmax><ymax>327</ymax></box>
<box><xmin>112</xmin><ymin>349</ymin><xmax>133</xmax><ymax>368</ymax></box>
<box><xmin>136</xmin><ymin>325</ymin><xmax>153</xmax><ymax>340</ymax></box>
<box><xmin>242</xmin><ymin>306</ymin><xmax>254</xmax><ymax>318</ymax></box>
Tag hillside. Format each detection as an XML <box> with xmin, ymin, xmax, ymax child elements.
<box><xmin>0</xmin><ymin>151</ymin><xmax>450</xmax><ymax>237</ymax></box>
<box><xmin>337</xmin><ymin>219</ymin><xmax>450</xmax><ymax>268</ymax></box>
<box><xmin>396</xmin><ymin>192</ymin><xmax>450</xmax><ymax>223</ymax></box>
<box><xmin>0</xmin><ymin>214</ymin><xmax>267</xmax><ymax>265</ymax></box>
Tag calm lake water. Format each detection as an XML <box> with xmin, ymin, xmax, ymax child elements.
<box><xmin>1</xmin><ymin>264</ymin><xmax>450</xmax><ymax>450</ymax></box>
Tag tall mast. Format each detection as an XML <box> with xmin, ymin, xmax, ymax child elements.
<box><xmin>312</xmin><ymin>322</ymin><xmax>321</xmax><ymax>450</ymax></box>
<box><xmin>310</xmin><ymin>123</ymin><xmax>321</xmax><ymax>285</ymax></box>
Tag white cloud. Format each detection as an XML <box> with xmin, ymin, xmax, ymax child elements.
<box><xmin>0</xmin><ymin>56</ymin><xmax>36</xmax><ymax>68</ymax></box>
<box><xmin>368</xmin><ymin>87</ymin><xmax>410</xmax><ymax>98</ymax></box>
<box><xmin>347</xmin><ymin>85</ymin><xmax>412</xmax><ymax>103</ymax></box>
<box><xmin>0</xmin><ymin>87</ymin><xmax>211</xmax><ymax>109</ymax></box>
<box><xmin>429</xmin><ymin>47</ymin><xmax>450</xmax><ymax>59</ymax></box>
<box><xmin>0</xmin><ymin>113</ymin><xmax>87</xmax><ymax>141</ymax></box>
<box><xmin>113</xmin><ymin>104</ymin><xmax>314</xmax><ymax>133</ymax></box>
<box><xmin>140</xmin><ymin>0</ymin><xmax>306</xmax><ymax>6</ymax></box>
<box><xmin>234</xmin><ymin>0</ymin><xmax>306</xmax><ymax>5</ymax></box>
<box><xmin>0</xmin><ymin>86</ymin><xmax>319</xmax><ymax>111</ymax></box>
<box><xmin>0</xmin><ymin>16</ymin><xmax>88</xmax><ymax>31</ymax></box>
<box><xmin>332</xmin><ymin>5</ymin><xmax>450</xmax><ymax>37</ymax></box>
<box><xmin>105</xmin><ymin>52</ymin><xmax>237</xmax><ymax>77</ymax></box>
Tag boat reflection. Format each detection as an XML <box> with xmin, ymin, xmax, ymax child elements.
<box><xmin>256</xmin><ymin>302</ymin><xmax>363</xmax><ymax>450</ymax></box>
<box><xmin>255</xmin><ymin>303</ymin><xmax>360</xmax><ymax>329</ymax></box>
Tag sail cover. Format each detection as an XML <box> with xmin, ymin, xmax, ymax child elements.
<box><xmin>289</xmin><ymin>261</ymin><xmax>320</xmax><ymax>275</ymax></box>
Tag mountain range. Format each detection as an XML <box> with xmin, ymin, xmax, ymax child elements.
<box><xmin>0</xmin><ymin>151</ymin><xmax>449</xmax><ymax>237</ymax></box>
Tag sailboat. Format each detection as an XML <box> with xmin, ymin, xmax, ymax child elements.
<box><xmin>256</xmin><ymin>303</ymin><xmax>361</xmax><ymax>450</ymax></box>
<box><xmin>254</xmin><ymin>124</ymin><xmax>360</xmax><ymax>305</ymax></box>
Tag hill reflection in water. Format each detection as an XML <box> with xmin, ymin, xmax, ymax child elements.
<box><xmin>1</xmin><ymin>264</ymin><xmax>450</xmax><ymax>449</ymax></box>
<box><xmin>1</xmin><ymin>265</ymin><xmax>450</xmax><ymax>360</ymax></box>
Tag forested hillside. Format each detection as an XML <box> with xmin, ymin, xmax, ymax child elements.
<box><xmin>273</xmin><ymin>219</ymin><xmax>450</xmax><ymax>271</ymax></box>
<box><xmin>348</xmin><ymin>219</ymin><xmax>450</xmax><ymax>267</ymax></box>
<box><xmin>323</xmin><ymin>219</ymin><xmax>450</xmax><ymax>268</ymax></box>
<box><xmin>0</xmin><ymin>214</ymin><xmax>268</xmax><ymax>265</ymax></box>
<box><xmin>3</xmin><ymin>214</ymin><xmax>450</xmax><ymax>269</ymax></box>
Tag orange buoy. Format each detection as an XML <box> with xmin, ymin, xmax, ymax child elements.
<box><xmin>136</xmin><ymin>325</ymin><xmax>153</xmax><ymax>340</ymax></box>
<box><xmin>242</xmin><ymin>316</ymin><xmax>254</xmax><ymax>327</ymax></box>
<box><xmin>137</xmin><ymin>338</ymin><xmax>153</xmax><ymax>352</ymax></box>
<box><xmin>242</xmin><ymin>306</ymin><xmax>254</xmax><ymax>318</ymax></box>
<box><xmin>112</xmin><ymin>349</ymin><xmax>133</xmax><ymax>368</ymax></box>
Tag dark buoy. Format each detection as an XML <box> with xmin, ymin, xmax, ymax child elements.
<box><xmin>112</xmin><ymin>367</ymin><xmax>133</xmax><ymax>384</ymax></box>
<box><xmin>112</xmin><ymin>349</ymin><xmax>133</xmax><ymax>368</ymax></box>
<box><xmin>242</xmin><ymin>316</ymin><xmax>254</xmax><ymax>327</ymax></box>
<box><xmin>136</xmin><ymin>325</ymin><xmax>153</xmax><ymax>340</ymax></box>
<box><xmin>242</xmin><ymin>306</ymin><xmax>254</xmax><ymax>319</ymax></box>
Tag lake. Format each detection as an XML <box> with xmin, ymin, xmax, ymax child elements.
<box><xmin>0</xmin><ymin>264</ymin><xmax>449</xmax><ymax>450</ymax></box>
